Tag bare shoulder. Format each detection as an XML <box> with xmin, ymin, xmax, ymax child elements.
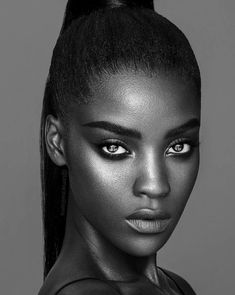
<box><xmin>160</xmin><ymin>268</ymin><xmax>197</xmax><ymax>295</ymax></box>
<box><xmin>56</xmin><ymin>278</ymin><xmax>120</xmax><ymax>295</ymax></box>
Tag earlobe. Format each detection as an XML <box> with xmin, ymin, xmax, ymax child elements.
<box><xmin>45</xmin><ymin>115</ymin><xmax>66</xmax><ymax>167</ymax></box>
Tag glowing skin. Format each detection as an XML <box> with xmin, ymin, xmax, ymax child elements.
<box><xmin>61</xmin><ymin>72</ymin><xmax>200</xmax><ymax>284</ymax></box>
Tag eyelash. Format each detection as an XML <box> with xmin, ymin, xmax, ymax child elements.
<box><xmin>97</xmin><ymin>140</ymin><xmax>131</xmax><ymax>160</ymax></box>
<box><xmin>97</xmin><ymin>138</ymin><xmax>200</xmax><ymax>160</ymax></box>
<box><xmin>165</xmin><ymin>138</ymin><xmax>200</xmax><ymax>157</ymax></box>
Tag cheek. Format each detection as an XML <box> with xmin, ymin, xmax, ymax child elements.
<box><xmin>168</xmin><ymin>153</ymin><xmax>199</xmax><ymax>215</ymax></box>
<box><xmin>66</xmin><ymin>143</ymin><xmax>132</xmax><ymax>226</ymax></box>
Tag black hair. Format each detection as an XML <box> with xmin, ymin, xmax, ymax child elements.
<box><xmin>40</xmin><ymin>0</ymin><xmax>201</xmax><ymax>278</ymax></box>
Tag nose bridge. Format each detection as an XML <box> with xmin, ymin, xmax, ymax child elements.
<box><xmin>133</xmin><ymin>149</ymin><xmax>170</xmax><ymax>198</ymax></box>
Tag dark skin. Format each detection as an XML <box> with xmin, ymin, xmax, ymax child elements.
<box><xmin>46</xmin><ymin>71</ymin><xmax>200</xmax><ymax>288</ymax></box>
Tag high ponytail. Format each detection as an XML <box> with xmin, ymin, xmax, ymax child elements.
<box><xmin>60</xmin><ymin>0</ymin><xmax>154</xmax><ymax>33</ymax></box>
<box><xmin>40</xmin><ymin>80</ymin><xmax>69</xmax><ymax>278</ymax></box>
<box><xmin>41</xmin><ymin>0</ymin><xmax>200</xmax><ymax>279</ymax></box>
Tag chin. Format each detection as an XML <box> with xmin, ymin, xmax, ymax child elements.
<box><xmin>120</xmin><ymin>233</ymin><xmax>171</xmax><ymax>257</ymax></box>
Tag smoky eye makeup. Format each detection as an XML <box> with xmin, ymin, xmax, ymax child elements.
<box><xmin>165</xmin><ymin>137</ymin><xmax>200</xmax><ymax>158</ymax></box>
<box><xmin>84</xmin><ymin>124</ymin><xmax>200</xmax><ymax>160</ymax></box>
<box><xmin>96</xmin><ymin>139</ymin><xmax>132</xmax><ymax>160</ymax></box>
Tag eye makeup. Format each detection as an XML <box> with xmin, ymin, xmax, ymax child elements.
<box><xmin>94</xmin><ymin>136</ymin><xmax>200</xmax><ymax>162</ymax></box>
<box><xmin>165</xmin><ymin>137</ymin><xmax>200</xmax><ymax>158</ymax></box>
<box><xmin>97</xmin><ymin>139</ymin><xmax>132</xmax><ymax>160</ymax></box>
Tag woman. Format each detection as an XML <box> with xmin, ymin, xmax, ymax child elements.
<box><xmin>39</xmin><ymin>0</ymin><xmax>201</xmax><ymax>294</ymax></box>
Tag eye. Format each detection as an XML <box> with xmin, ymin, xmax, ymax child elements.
<box><xmin>102</xmin><ymin>143</ymin><xmax>128</xmax><ymax>155</ymax></box>
<box><xmin>166</xmin><ymin>142</ymin><xmax>191</xmax><ymax>156</ymax></box>
<box><xmin>98</xmin><ymin>140</ymin><xmax>131</xmax><ymax>160</ymax></box>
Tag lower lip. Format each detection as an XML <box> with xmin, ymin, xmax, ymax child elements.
<box><xmin>126</xmin><ymin>219</ymin><xmax>171</xmax><ymax>234</ymax></box>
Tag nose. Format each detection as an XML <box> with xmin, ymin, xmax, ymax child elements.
<box><xmin>133</xmin><ymin>151</ymin><xmax>170</xmax><ymax>199</ymax></box>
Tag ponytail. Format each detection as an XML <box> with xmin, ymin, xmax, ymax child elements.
<box><xmin>60</xmin><ymin>0</ymin><xmax>154</xmax><ymax>34</ymax></box>
<box><xmin>40</xmin><ymin>81</ymin><xmax>69</xmax><ymax>278</ymax></box>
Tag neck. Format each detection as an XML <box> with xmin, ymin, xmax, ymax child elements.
<box><xmin>60</xmin><ymin>194</ymin><xmax>160</xmax><ymax>285</ymax></box>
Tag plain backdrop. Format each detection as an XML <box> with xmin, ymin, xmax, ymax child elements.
<box><xmin>0</xmin><ymin>0</ymin><xmax>234</xmax><ymax>294</ymax></box>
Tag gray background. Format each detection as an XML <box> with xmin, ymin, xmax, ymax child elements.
<box><xmin>0</xmin><ymin>0</ymin><xmax>234</xmax><ymax>294</ymax></box>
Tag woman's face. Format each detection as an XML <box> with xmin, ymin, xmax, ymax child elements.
<box><xmin>64</xmin><ymin>72</ymin><xmax>200</xmax><ymax>256</ymax></box>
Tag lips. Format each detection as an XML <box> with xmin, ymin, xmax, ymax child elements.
<box><xmin>125</xmin><ymin>209</ymin><xmax>171</xmax><ymax>234</ymax></box>
<box><xmin>126</xmin><ymin>209</ymin><xmax>170</xmax><ymax>220</ymax></box>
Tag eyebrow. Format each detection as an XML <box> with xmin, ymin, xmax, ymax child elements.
<box><xmin>165</xmin><ymin>118</ymin><xmax>200</xmax><ymax>138</ymax></box>
<box><xmin>82</xmin><ymin>121</ymin><xmax>142</xmax><ymax>139</ymax></box>
<box><xmin>82</xmin><ymin>118</ymin><xmax>200</xmax><ymax>140</ymax></box>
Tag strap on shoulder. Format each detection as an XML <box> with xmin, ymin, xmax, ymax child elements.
<box><xmin>159</xmin><ymin>267</ymin><xmax>197</xmax><ymax>295</ymax></box>
<box><xmin>56</xmin><ymin>278</ymin><xmax>121</xmax><ymax>295</ymax></box>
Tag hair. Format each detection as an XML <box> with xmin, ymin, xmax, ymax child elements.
<box><xmin>40</xmin><ymin>0</ymin><xmax>201</xmax><ymax>278</ymax></box>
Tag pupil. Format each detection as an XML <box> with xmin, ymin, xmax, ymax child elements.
<box><xmin>174</xmin><ymin>144</ymin><xmax>183</xmax><ymax>152</ymax></box>
<box><xmin>108</xmin><ymin>145</ymin><xmax>118</xmax><ymax>152</ymax></box>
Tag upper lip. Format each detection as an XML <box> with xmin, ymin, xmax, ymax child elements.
<box><xmin>126</xmin><ymin>209</ymin><xmax>171</xmax><ymax>220</ymax></box>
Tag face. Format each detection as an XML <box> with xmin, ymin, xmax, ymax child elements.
<box><xmin>64</xmin><ymin>72</ymin><xmax>200</xmax><ymax>257</ymax></box>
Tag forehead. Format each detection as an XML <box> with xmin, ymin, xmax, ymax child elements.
<box><xmin>70</xmin><ymin>72</ymin><xmax>200</xmax><ymax>134</ymax></box>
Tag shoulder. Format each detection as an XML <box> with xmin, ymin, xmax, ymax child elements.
<box><xmin>56</xmin><ymin>278</ymin><xmax>120</xmax><ymax>295</ymax></box>
<box><xmin>159</xmin><ymin>267</ymin><xmax>197</xmax><ymax>295</ymax></box>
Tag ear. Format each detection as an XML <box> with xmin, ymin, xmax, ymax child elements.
<box><xmin>45</xmin><ymin>115</ymin><xmax>67</xmax><ymax>166</ymax></box>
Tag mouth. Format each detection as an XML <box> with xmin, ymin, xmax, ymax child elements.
<box><xmin>125</xmin><ymin>209</ymin><xmax>171</xmax><ymax>234</ymax></box>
